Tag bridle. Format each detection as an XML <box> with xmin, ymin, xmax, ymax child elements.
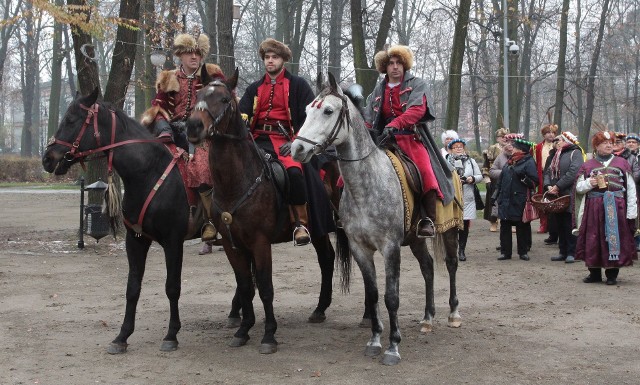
<box><xmin>295</xmin><ymin>91</ymin><xmax>375</xmax><ymax>162</ymax></box>
<box><xmin>195</xmin><ymin>80</ymin><xmax>248</xmax><ymax>141</ymax></box>
<box><xmin>47</xmin><ymin>102</ymin><xmax>170</xmax><ymax>172</ymax></box>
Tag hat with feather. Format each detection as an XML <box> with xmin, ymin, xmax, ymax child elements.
<box><xmin>173</xmin><ymin>33</ymin><xmax>210</xmax><ymax>58</ymax></box>
<box><xmin>258</xmin><ymin>38</ymin><xmax>292</xmax><ymax>62</ymax></box>
<box><xmin>374</xmin><ymin>45</ymin><xmax>414</xmax><ymax>73</ymax></box>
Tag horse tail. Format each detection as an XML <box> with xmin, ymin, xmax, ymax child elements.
<box><xmin>432</xmin><ymin>231</ymin><xmax>449</xmax><ymax>276</ymax></box>
<box><xmin>335</xmin><ymin>227</ymin><xmax>352</xmax><ymax>293</ymax></box>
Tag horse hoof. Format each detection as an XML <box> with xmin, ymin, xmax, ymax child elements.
<box><xmin>382</xmin><ymin>352</ymin><xmax>401</xmax><ymax>366</ymax></box>
<box><xmin>228</xmin><ymin>336</ymin><xmax>249</xmax><ymax>347</ymax></box>
<box><xmin>448</xmin><ymin>316</ymin><xmax>462</xmax><ymax>328</ymax></box>
<box><xmin>419</xmin><ymin>320</ymin><xmax>433</xmax><ymax>333</ymax></box>
<box><xmin>308</xmin><ymin>311</ymin><xmax>326</xmax><ymax>323</ymax></box>
<box><xmin>364</xmin><ymin>345</ymin><xmax>382</xmax><ymax>357</ymax></box>
<box><xmin>258</xmin><ymin>343</ymin><xmax>278</xmax><ymax>354</ymax></box>
<box><xmin>226</xmin><ymin>317</ymin><xmax>241</xmax><ymax>328</ymax></box>
<box><xmin>106</xmin><ymin>342</ymin><xmax>128</xmax><ymax>354</ymax></box>
<box><xmin>160</xmin><ymin>340</ymin><xmax>178</xmax><ymax>352</ymax></box>
<box><xmin>359</xmin><ymin>318</ymin><xmax>372</xmax><ymax>328</ymax></box>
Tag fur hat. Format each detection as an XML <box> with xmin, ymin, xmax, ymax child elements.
<box><xmin>591</xmin><ymin>131</ymin><xmax>614</xmax><ymax>149</ymax></box>
<box><xmin>448</xmin><ymin>138</ymin><xmax>466</xmax><ymax>149</ymax></box>
<box><xmin>441</xmin><ymin>130</ymin><xmax>459</xmax><ymax>144</ymax></box>
<box><xmin>374</xmin><ymin>45</ymin><xmax>414</xmax><ymax>73</ymax></box>
<box><xmin>258</xmin><ymin>38</ymin><xmax>292</xmax><ymax>62</ymax></box>
<box><xmin>541</xmin><ymin>123</ymin><xmax>558</xmax><ymax>135</ymax></box>
<box><xmin>495</xmin><ymin>128</ymin><xmax>509</xmax><ymax>138</ymax></box>
<box><xmin>173</xmin><ymin>33</ymin><xmax>210</xmax><ymax>58</ymax></box>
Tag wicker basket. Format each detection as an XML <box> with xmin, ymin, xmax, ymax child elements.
<box><xmin>530</xmin><ymin>192</ymin><xmax>570</xmax><ymax>214</ymax></box>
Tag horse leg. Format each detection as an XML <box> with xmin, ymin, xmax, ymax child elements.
<box><xmin>350</xmin><ymin>245</ymin><xmax>383</xmax><ymax>358</ymax></box>
<box><xmin>107</xmin><ymin>232</ymin><xmax>152</xmax><ymax>354</ymax></box>
<box><xmin>159</xmin><ymin>236</ymin><xmax>185</xmax><ymax>351</ymax></box>
<box><xmin>409</xmin><ymin>240</ymin><xmax>436</xmax><ymax>334</ymax></box>
<box><xmin>308</xmin><ymin>235</ymin><xmax>335</xmax><ymax>323</ymax></box>
<box><xmin>252</xmin><ymin>243</ymin><xmax>278</xmax><ymax>354</ymax></box>
<box><xmin>443</xmin><ymin>228</ymin><xmax>461</xmax><ymax>328</ymax></box>
<box><xmin>226</xmin><ymin>248</ymin><xmax>256</xmax><ymax>348</ymax></box>
<box><xmin>227</xmin><ymin>287</ymin><xmax>242</xmax><ymax>328</ymax></box>
<box><xmin>381</xmin><ymin>244</ymin><xmax>402</xmax><ymax>365</ymax></box>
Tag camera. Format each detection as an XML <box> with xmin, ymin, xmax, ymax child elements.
<box><xmin>508</xmin><ymin>41</ymin><xmax>519</xmax><ymax>56</ymax></box>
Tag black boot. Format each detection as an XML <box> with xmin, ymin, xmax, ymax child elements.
<box><xmin>605</xmin><ymin>268</ymin><xmax>619</xmax><ymax>285</ymax></box>
<box><xmin>583</xmin><ymin>268</ymin><xmax>602</xmax><ymax>283</ymax></box>
<box><xmin>417</xmin><ymin>190</ymin><xmax>437</xmax><ymax>238</ymax></box>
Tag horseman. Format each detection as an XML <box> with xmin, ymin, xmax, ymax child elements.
<box><xmin>239</xmin><ymin>38</ymin><xmax>330</xmax><ymax>246</ymax></box>
<box><xmin>364</xmin><ymin>44</ymin><xmax>455</xmax><ymax>237</ymax></box>
<box><xmin>140</xmin><ymin>33</ymin><xmax>224</xmax><ymax>244</ymax></box>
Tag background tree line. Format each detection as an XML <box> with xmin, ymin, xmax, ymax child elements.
<box><xmin>1</xmin><ymin>0</ymin><xmax>639</xmax><ymax>160</ymax></box>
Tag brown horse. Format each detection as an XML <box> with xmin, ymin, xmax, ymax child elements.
<box><xmin>186</xmin><ymin>68</ymin><xmax>338</xmax><ymax>354</ymax></box>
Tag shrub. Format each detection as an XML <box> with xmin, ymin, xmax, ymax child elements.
<box><xmin>0</xmin><ymin>155</ymin><xmax>81</xmax><ymax>183</ymax></box>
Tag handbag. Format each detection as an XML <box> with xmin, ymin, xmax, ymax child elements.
<box><xmin>473</xmin><ymin>184</ymin><xmax>485</xmax><ymax>210</ymax></box>
<box><xmin>522</xmin><ymin>189</ymin><xmax>539</xmax><ymax>223</ymax></box>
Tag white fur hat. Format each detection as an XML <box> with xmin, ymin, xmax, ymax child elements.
<box><xmin>441</xmin><ymin>130</ymin><xmax>459</xmax><ymax>144</ymax></box>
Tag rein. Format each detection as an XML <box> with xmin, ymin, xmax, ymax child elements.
<box><xmin>295</xmin><ymin>92</ymin><xmax>375</xmax><ymax>162</ymax></box>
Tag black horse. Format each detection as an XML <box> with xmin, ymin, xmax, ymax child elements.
<box><xmin>186</xmin><ymin>68</ymin><xmax>339</xmax><ymax>354</ymax></box>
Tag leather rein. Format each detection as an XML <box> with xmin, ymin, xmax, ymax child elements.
<box><xmin>295</xmin><ymin>92</ymin><xmax>375</xmax><ymax>162</ymax></box>
<box><xmin>48</xmin><ymin>102</ymin><xmax>184</xmax><ymax>238</ymax></box>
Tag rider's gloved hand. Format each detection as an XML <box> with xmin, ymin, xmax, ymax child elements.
<box><xmin>379</xmin><ymin>126</ymin><xmax>395</xmax><ymax>143</ymax></box>
<box><xmin>279</xmin><ymin>142</ymin><xmax>292</xmax><ymax>156</ymax></box>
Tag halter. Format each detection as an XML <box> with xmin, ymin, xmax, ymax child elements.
<box><xmin>47</xmin><ymin>103</ymin><xmax>169</xmax><ymax>172</ymax></box>
<box><xmin>295</xmin><ymin>92</ymin><xmax>375</xmax><ymax>162</ymax></box>
<box><xmin>196</xmin><ymin>80</ymin><xmax>248</xmax><ymax>141</ymax></box>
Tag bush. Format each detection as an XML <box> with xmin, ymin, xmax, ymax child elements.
<box><xmin>0</xmin><ymin>155</ymin><xmax>81</xmax><ymax>183</ymax></box>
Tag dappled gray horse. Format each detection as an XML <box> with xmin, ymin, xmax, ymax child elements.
<box><xmin>291</xmin><ymin>74</ymin><xmax>461</xmax><ymax>365</ymax></box>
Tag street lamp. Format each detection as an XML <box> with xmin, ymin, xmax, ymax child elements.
<box><xmin>502</xmin><ymin>0</ymin><xmax>510</xmax><ymax>131</ymax></box>
<box><xmin>150</xmin><ymin>49</ymin><xmax>166</xmax><ymax>69</ymax></box>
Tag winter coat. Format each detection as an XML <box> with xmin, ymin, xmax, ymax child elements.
<box><xmin>543</xmin><ymin>144</ymin><xmax>584</xmax><ymax>199</ymax></box>
<box><xmin>447</xmin><ymin>154</ymin><xmax>483</xmax><ymax>220</ymax></box>
<box><xmin>495</xmin><ymin>154</ymin><xmax>539</xmax><ymax>222</ymax></box>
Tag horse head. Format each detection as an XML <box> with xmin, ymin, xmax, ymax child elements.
<box><xmin>42</xmin><ymin>87</ymin><xmax>101</xmax><ymax>175</ymax></box>
<box><xmin>187</xmin><ymin>67</ymin><xmax>243</xmax><ymax>144</ymax></box>
<box><xmin>292</xmin><ymin>73</ymin><xmax>352</xmax><ymax>163</ymax></box>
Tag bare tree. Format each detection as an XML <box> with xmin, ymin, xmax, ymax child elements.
<box><xmin>553</xmin><ymin>0</ymin><xmax>570</xmax><ymax>128</ymax></box>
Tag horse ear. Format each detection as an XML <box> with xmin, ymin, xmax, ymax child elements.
<box><xmin>80</xmin><ymin>86</ymin><xmax>100</xmax><ymax>106</ymax></box>
<box><xmin>328</xmin><ymin>72</ymin><xmax>338</xmax><ymax>93</ymax></box>
<box><xmin>201</xmin><ymin>63</ymin><xmax>212</xmax><ymax>85</ymax></box>
<box><xmin>226</xmin><ymin>67</ymin><xmax>239</xmax><ymax>91</ymax></box>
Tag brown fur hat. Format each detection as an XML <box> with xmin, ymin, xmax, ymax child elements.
<box><xmin>173</xmin><ymin>33</ymin><xmax>210</xmax><ymax>58</ymax></box>
<box><xmin>495</xmin><ymin>128</ymin><xmax>509</xmax><ymax>137</ymax></box>
<box><xmin>374</xmin><ymin>45</ymin><xmax>414</xmax><ymax>73</ymax></box>
<box><xmin>258</xmin><ymin>38</ymin><xmax>292</xmax><ymax>62</ymax></box>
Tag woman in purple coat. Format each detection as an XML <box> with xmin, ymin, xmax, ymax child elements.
<box><xmin>573</xmin><ymin>131</ymin><xmax>638</xmax><ymax>285</ymax></box>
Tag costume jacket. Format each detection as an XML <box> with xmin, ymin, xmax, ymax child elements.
<box><xmin>141</xmin><ymin>63</ymin><xmax>224</xmax><ymax>127</ymax></box>
<box><xmin>616</xmin><ymin>148</ymin><xmax>640</xmax><ymax>184</ymax></box>
<box><xmin>495</xmin><ymin>153</ymin><xmax>538</xmax><ymax>222</ymax></box>
<box><xmin>363</xmin><ymin>71</ymin><xmax>456</xmax><ymax>205</ymax></box>
<box><xmin>482</xmin><ymin>143</ymin><xmax>502</xmax><ymax>179</ymax></box>
<box><xmin>542</xmin><ymin>144</ymin><xmax>584</xmax><ymax>200</ymax></box>
<box><xmin>573</xmin><ymin>155</ymin><xmax>637</xmax><ymax>267</ymax></box>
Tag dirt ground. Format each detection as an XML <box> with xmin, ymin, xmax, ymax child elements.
<box><xmin>1</xmin><ymin>188</ymin><xmax>640</xmax><ymax>385</ymax></box>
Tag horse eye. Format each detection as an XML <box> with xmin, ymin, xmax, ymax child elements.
<box><xmin>323</xmin><ymin>107</ymin><xmax>333</xmax><ymax>115</ymax></box>
<box><xmin>221</xmin><ymin>97</ymin><xmax>230</xmax><ymax>103</ymax></box>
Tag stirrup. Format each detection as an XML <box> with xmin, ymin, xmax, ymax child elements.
<box><xmin>201</xmin><ymin>221</ymin><xmax>218</xmax><ymax>242</ymax></box>
<box><xmin>292</xmin><ymin>225</ymin><xmax>311</xmax><ymax>246</ymax></box>
<box><xmin>416</xmin><ymin>217</ymin><xmax>435</xmax><ymax>239</ymax></box>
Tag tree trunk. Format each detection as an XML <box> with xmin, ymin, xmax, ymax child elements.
<box><xmin>67</xmin><ymin>0</ymin><xmax>102</xmax><ymax>95</ymax></box>
<box><xmin>0</xmin><ymin>0</ymin><xmax>21</xmax><ymax>107</ymax></box>
<box><xmin>20</xmin><ymin>1</ymin><xmax>36</xmax><ymax>158</ymax></box>
<box><xmin>218</xmin><ymin>0</ymin><xmax>235</xmax><ymax>76</ymax></box>
<box><xmin>574</xmin><ymin>0</ymin><xmax>584</xmax><ymax>142</ymax></box>
<box><xmin>553</xmin><ymin>0</ymin><xmax>570</xmax><ymax>128</ymax></box>
<box><xmin>48</xmin><ymin>0</ymin><xmax>64</xmax><ymax>138</ymax></box>
<box><xmin>103</xmin><ymin>0</ymin><xmax>140</xmax><ymax>108</ymax></box>
<box><xmin>507</xmin><ymin>0</ymin><xmax>518</xmax><ymax>133</ymax></box>
<box><xmin>63</xmin><ymin>25</ymin><xmax>77</xmax><ymax>96</ymax></box>
<box><xmin>582</xmin><ymin>0</ymin><xmax>610</xmax><ymax>150</ymax></box>
<box><xmin>444</xmin><ymin>0</ymin><xmax>471</xmax><ymax>134</ymax></box>
<box><xmin>327</xmin><ymin>0</ymin><xmax>344</xmax><ymax>81</ymax></box>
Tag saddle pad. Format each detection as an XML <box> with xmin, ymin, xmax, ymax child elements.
<box><xmin>385</xmin><ymin>150</ymin><xmax>414</xmax><ymax>232</ymax></box>
<box><xmin>435</xmin><ymin>173</ymin><xmax>464</xmax><ymax>233</ymax></box>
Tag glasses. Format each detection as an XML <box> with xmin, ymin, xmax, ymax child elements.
<box><xmin>615</xmin><ymin>140</ymin><xmax>624</xmax><ymax>144</ymax></box>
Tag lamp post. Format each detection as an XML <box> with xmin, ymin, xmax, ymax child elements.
<box><xmin>502</xmin><ymin>0</ymin><xmax>510</xmax><ymax>131</ymax></box>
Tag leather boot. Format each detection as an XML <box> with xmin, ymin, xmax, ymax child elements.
<box><xmin>199</xmin><ymin>191</ymin><xmax>218</xmax><ymax>242</ymax></box>
<box><xmin>290</xmin><ymin>204</ymin><xmax>311</xmax><ymax>246</ymax></box>
<box><xmin>417</xmin><ymin>190</ymin><xmax>437</xmax><ymax>238</ymax></box>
